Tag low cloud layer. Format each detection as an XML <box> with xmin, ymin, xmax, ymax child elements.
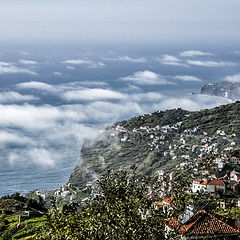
<box><xmin>153</xmin><ymin>94</ymin><xmax>232</xmax><ymax>112</ymax></box>
<box><xmin>103</xmin><ymin>56</ymin><xmax>146</xmax><ymax>63</ymax></box>
<box><xmin>17</xmin><ymin>81</ymin><xmax>56</xmax><ymax>92</ymax></box>
<box><xmin>19</xmin><ymin>59</ymin><xmax>38</xmax><ymax>65</ymax></box>
<box><xmin>224</xmin><ymin>72</ymin><xmax>240</xmax><ymax>82</ymax></box>
<box><xmin>120</xmin><ymin>70</ymin><xmax>170</xmax><ymax>85</ymax></box>
<box><xmin>159</xmin><ymin>55</ymin><xmax>188</xmax><ymax>67</ymax></box>
<box><xmin>173</xmin><ymin>75</ymin><xmax>202</xmax><ymax>82</ymax></box>
<box><xmin>0</xmin><ymin>62</ymin><xmax>37</xmax><ymax>75</ymax></box>
<box><xmin>62</xmin><ymin>59</ymin><xmax>105</xmax><ymax>68</ymax></box>
<box><xmin>0</xmin><ymin>130</ymin><xmax>34</xmax><ymax>145</ymax></box>
<box><xmin>180</xmin><ymin>50</ymin><xmax>213</xmax><ymax>57</ymax></box>
<box><xmin>0</xmin><ymin>83</ymin><xmax>233</xmax><ymax>169</ymax></box>
<box><xmin>63</xmin><ymin>88</ymin><xmax>126</xmax><ymax>101</ymax></box>
<box><xmin>0</xmin><ymin>91</ymin><xmax>38</xmax><ymax>103</ymax></box>
<box><xmin>187</xmin><ymin>60</ymin><xmax>236</xmax><ymax>67</ymax></box>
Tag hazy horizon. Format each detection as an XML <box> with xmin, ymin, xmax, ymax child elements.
<box><xmin>0</xmin><ymin>0</ymin><xmax>239</xmax><ymax>47</ymax></box>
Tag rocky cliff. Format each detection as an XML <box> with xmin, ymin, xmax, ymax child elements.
<box><xmin>201</xmin><ymin>82</ymin><xmax>240</xmax><ymax>100</ymax></box>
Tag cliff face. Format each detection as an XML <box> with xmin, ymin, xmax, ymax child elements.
<box><xmin>200</xmin><ymin>82</ymin><xmax>240</xmax><ymax>100</ymax></box>
<box><xmin>69</xmin><ymin>102</ymin><xmax>240</xmax><ymax>189</ymax></box>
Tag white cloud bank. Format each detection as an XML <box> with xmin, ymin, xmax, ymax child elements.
<box><xmin>120</xmin><ymin>70</ymin><xmax>171</xmax><ymax>85</ymax></box>
<box><xmin>0</xmin><ymin>130</ymin><xmax>34</xmax><ymax>145</ymax></box>
<box><xmin>0</xmin><ymin>104</ymin><xmax>82</xmax><ymax>130</ymax></box>
<box><xmin>187</xmin><ymin>60</ymin><xmax>236</xmax><ymax>67</ymax></box>
<box><xmin>224</xmin><ymin>73</ymin><xmax>240</xmax><ymax>82</ymax></box>
<box><xmin>17</xmin><ymin>81</ymin><xmax>56</xmax><ymax>92</ymax></box>
<box><xmin>53</xmin><ymin>71</ymin><xmax>62</xmax><ymax>76</ymax></box>
<box><xmin>0</xmin><ymin>61</ymin><xmax>37</xmax><ymax>75</ymax></box>
<box><xmin>103</xmin><ymin>56</ymin><xmax>146</xmax><ymax>63</ymax></box>
<box><xmin>159</xmin><ymin>55</ymin><xmax>188</xmax><ymax>67</ymax></box>
<box><xmin>173</xmin><ymin>75</ymin><xmax>202</xmax><ymax>82</ymax></box>
<box><xmin>19</xmin><ymin>59</ymin><xmax>38</xmax><ymax>65</ymax></box>
<box><xmin>62</xmin><ymin>59</ymin><xmax>92</xmax><ymax>65</ymax></box>
<box><xmin>9</xmin><ymin>149</ymin><xmax>58</xmax><ymax>167</ymax></box>
<box><xmin>63</xmin><ymin>88</ymin><xmax>126</xmax><ymax>101</ymax></box>
<box><xmin>153</xmin><ymin>94</ymin><xmax>232</xmax><ymax>112</ymax></box>
<box><xmin>62</xmin><ymin>59</ymin><xmax>105</xmax><ymax>68</ymax></box>
<box><xmin>180</xmin><ymin>50</ymin><xmax>213</xmax><ymax>57</ymax></box>
<box><xmin>0</xmin><ymin>91</ymin><xmax>38</xmax><ymax>103</ymax></box>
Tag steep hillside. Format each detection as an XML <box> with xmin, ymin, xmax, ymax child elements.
<box><xmin>69</xmin><ymin>102</ymin><xmax>240</xmax><ymax>189</ymax></box>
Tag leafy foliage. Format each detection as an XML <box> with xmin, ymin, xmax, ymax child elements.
<box><xmin>37</xmin><ymin>169</ymin><xmax>169</xmax><ymax>240</ymax></box>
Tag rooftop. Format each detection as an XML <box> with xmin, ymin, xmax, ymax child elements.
<box><xmin>165</xmin><ymin>210</ymin><xmax>239</xmax><ymax>237</ymax></box>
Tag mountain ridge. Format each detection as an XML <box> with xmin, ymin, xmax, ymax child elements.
<box><xmin>201</xmin><ymin>81</ymin><xmax>240</xmax><ymax>100</ymax></box>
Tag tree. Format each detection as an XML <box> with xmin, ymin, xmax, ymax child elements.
<box><xmin>36</xmin><ymin>168</ymin><xmax>168</xmax><ymax>240</ymax></box>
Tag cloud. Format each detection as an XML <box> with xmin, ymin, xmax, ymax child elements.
<box><xmin>0</xmin><ymin>82</ymin><xmax>234</xmax><ymax>170</ymax></box>
<box><xmin>62</xmin><ymin>59</ymin><xmax>105</xmax><ymax>68</ymax></box>
<box><xmin>118</xmin><ymin>56</ymin><xmax>146</xmax><ymax>63</ymax></box>
<box><xmin>62</xmin><ymin>59</ymin><xmax>92</xmax><ymax>65</ymax></box>
<box><xmin>103</xmin><ymin>56</ymin><xmax>146</xmax><ymax>63</ymax></box>
<box><xmin>120</xmin><ymin>70</ymin><xmax>171</xmax><ymax>85</ymax></box>
<box><xmin>159</xmin><ymin>55</ymin><xmax>188</xmax><ymax>67</ymax></box>
<box><xmin>153</xmin><ymin>94</ymin><xmax>232</xmax><ymax>112</ymax></box>
<box><xmin>0</xmin><ymin>130</ymin><xmax>34</xmax><ymax>145</ymax></box>
<box><xmin>78</xmin><ymin>81</ymin><xmax>108</xmax><ymax>87</ymax></box>
<box><xmin>173</xmin><ymin>75</ymin><xmax>202</xmax><ymax>82</ymax></box>
<box><xmin>224</xmin><ymin>72</ymin><xmax>240</xmax><ymax>82</ymax></box>
<box><xmin>187</xmin><ymin>60</ymin><xmax>236</xmax><ymax>67</ymax></box>
<box><xmin>0</xmin><ymin>61</ymin><xmax>37</xmax><ymax>75</ymax></box>
<box><xmin>162</xmin><ymin>55</ymin><xmax>180</xmax><ymax>62</ymax></box>
<box><xmin>0</xmin><ymin>91</ymin><xmax>39</xmax><ymax>103</ymax></box>
<box><xmin>9</xmin><ymin>149</ymin><xmax>57</xmax><ymax>167</ymax></box>
<box><xmin>17</xmin><ymin>81</ymin><xmax>56</xmax><ymax>92</ymax></box>
<box><xmin>19</xmin><ymin>59</ymin><xmax>38</xmax><ymax>65</ymax></box>
<box><xmin>130</xmin><ymin>92</ymin><xmax>164</xmax><ymax>102</ymax></box>
<box><xmin>79</xmin><ymin>101</ymin><xmax>143</xmax><ymax>123</ymax></box>
<box><xmin>180</xmin><ymin>50</ymin><xmax>213</xmax><ymax>57</ymax></box>
<box><xmin>53</xmin><ymin>71</ymin><xmax>62</xmax><ymax>76</ymax></box>
<box><xmin>63</xmin><ymin>88</ymin><xmax>126</xmax><ymax>101</ymax></box>
<box><xmin>67</xmin><ymin>66</ymin><xmax>75</xmax><ymax>70</ymax></box>
<box><xmin>88</xmin><ymin>62</ymin><xmax>105</xmax><ymax>68</ymax></box>
<box><xmin>17</xmin><ymin>81</ymin><xmax>109</xmax><ymax>96</ymax></box>
<box><xmin>0</xmin><ymin>104</ymin><xmax>83</xmax><ymax>130</ymax></box>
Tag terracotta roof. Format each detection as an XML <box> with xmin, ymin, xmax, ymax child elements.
<box><xmin>201</xmin><ymin>180</ymin><xmax>208</xmax><ymax>186</ymax></box>
<box><xmin>164</xmin><ymin>197</ymin><xmax>174</xmax><ymax>204</ymax></box>
<box><xmin>165</xmin><ymin>210</ymin><xmax>239</xmax><ymax>237</ymax></box>
<box><xmin>207</xmin><ymin>179</ymin><xmax>225</xmax><ymax>186</ymax></box>
<box><xmin>193</xmin><ymin>179</ymin><xmax>208</xmax><ymax>185</ymax></box>
<box><xmin>154</xmin><ymin>197</ymin><xmax>174</xmax><ymax>206</ymax></box>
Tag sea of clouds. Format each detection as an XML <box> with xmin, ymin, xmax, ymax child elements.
<box><xmin>0</xmin><ymin>47</ymin><xmax>238</xmax><ymax>195</ymax></box>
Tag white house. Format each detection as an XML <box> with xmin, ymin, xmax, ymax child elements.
<box><xmin>230</xmin><ymin>170</ymin><xmax>240</xmax><ymax>182</ymax></box>
<box><xmin>192</xmin><ymin>179</ymin><xmax>225</xmax><ymax>193</ymax></box>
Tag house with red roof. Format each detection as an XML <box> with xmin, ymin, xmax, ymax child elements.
<box><xmin>154</xmin><ymin>197</ymin><xmax>174</xmax><ymax>216</ymax></box>
<box><xmin>165</xmin><ymin>210</ymin><xmax>239</xmax><ymax>239</ymax></box>
<box><xmin>192</xmin><ymin>179</ymin><xmax>225</xmax><ymax>193</ymax></box>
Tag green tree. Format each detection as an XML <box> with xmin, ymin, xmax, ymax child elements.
<box><xmin>37</xmin><ymin>168</ymin><xmax>167</xmax><ymax>240</ymax></box>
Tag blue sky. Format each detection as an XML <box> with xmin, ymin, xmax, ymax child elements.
<box><xmin>0</xmin><ymin>0</ymin><xmax>239</xmax><ymax>46</ymax></box>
